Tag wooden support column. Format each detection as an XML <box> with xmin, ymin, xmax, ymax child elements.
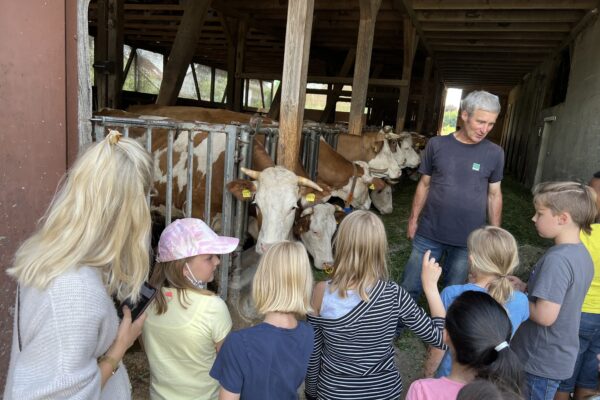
<box><xmin>395</xmin><ymin>16</ymin><xmax>418</xmax><ymax>131</ymax></box>
<box><xmin>210</xmin><ymin>66</ymin><xmax>215</xmax><ymax>103</ymax></box>
<box><xmin>276</xmin><ymin>0</ymin><xmax>314</xmax><ymax>170</ymax></box>
<box><xmin>416</xmin><ymin>56</ymin><xmax>432</xmax><ymax>133</ymax></box>
<box><xmin>156</xmin><ymin>0</ymin><xmax>212</xmax><ymax>105</ymax></box>
<box><xmin>320</xmin><ymin>49</ymin><xmax>356</xmax><ymax>123</ymax></box>
<box><xmin>94</xmin><ymin>0</ymin><xmax>123</xmax><ymax>109</ymax></box>
<box><xmin>221</xmin><ymin>15</ymin><xmax>238</xmax><ymax>110</ymax></box>
<box><xmin>267</xmin><ymin>82</ymin><xmax>282</xmax><ymax>119</ymax></box>
<box><xmin>233</xmin><ymin>20</ymin><xmax>248</xmax><ymax>111</ymax></box>
<box><xmin>348</xmin><ymin>0</ymin><xmax>381</xmax><ymax>136</ymax></box>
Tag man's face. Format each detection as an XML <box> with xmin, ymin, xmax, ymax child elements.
<box><xmin>460</xmin><ymin>109</ymin><xmax>498</xmax><ymax>144</ymax></box>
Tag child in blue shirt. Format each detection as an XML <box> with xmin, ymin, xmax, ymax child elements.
<box><xmin>210</xmin><ymin>241</ymin><xmax>314</xmax><ymax>400</ymax></box>
<box><xmin>423</xmin><ymin>226</ymin><xmax>529</xmax><ymax>378</ymax></box>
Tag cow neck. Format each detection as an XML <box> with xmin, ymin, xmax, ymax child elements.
<box><xmin>344</xmin><ymin>162</ymin><xmax>359</xmax><ymax>209</ymax></box>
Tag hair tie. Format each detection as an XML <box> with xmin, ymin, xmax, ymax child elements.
<box><xmin>107</xmin><ymin>130</ymin><xmax>123</xmax><ymax>145</ymax></box>
<box><xmin>494</xmin><ymin>341</ymin><xmax>509</xmax><ymax>352</ymax></box>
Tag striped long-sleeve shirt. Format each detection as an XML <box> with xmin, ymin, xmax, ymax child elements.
<box><xmin>305</xmin><ymin>280</ymin><xmax>445</xmax><ymax>400</ymax></box>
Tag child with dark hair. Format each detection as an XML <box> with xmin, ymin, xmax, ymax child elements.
<box><xmin>406</xmin><ymin>291</ymin><xmax>524</xmax><ymax>400</ymax></box>
<box><xmin>509</xmin><ymin>181</ymin><xmax>597</xmax><ymax>400</ymax></box>
<box><xmin>457</xmin><ymin>379</ymin><xmax>523</xmax><ymax>400</ymax></box>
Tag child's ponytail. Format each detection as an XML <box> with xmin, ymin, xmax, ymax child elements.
<box><xmin>446</xmin><ymin>291</ymin><xmax>524</xmax><ymax>395</ymax></box>
<box><xmin>467</xmin><ymin>226</ymin><xmax>519</xmax><ymax>305</ymax></box>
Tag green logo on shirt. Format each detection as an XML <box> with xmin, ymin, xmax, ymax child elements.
<box><xmin>472</xmin><ymin>163</ymin><xmax>480</xmax><ymax>171</ymax></box>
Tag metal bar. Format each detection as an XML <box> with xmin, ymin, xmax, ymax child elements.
<box><xmin>123</xmin><ymin>125</ymin><xmax>129</xmax><ymax>138</ymax></box>
<box><xmin>166</xmin><ymin>129</ymin><xmax>174</xmax><ymax>225</ymax></box>
<box><xmin>94</xmin><ymin>122</ymin><xmax>105</xmax><ymax>141</ymax></box>
<box><xmin>185</xmin><ymin>130</ymin><xmax>194</xmax><ymax>217</ymax></box>
<box><xmin>204</xmin><ymin>133</ymin><xmax>214</xmax><ymax>227</ymax></box>
<box><xmin>219</xmin><ymin>124</ymin><xmax>239</xmax><ymax>300</ymax></box>
<box><xmin>234</xmin><ymin>128</ymin><xmax>252</xmax><ymax>242</ymax></box>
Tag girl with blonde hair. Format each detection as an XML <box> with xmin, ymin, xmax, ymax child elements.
<box><xmin>142</xmin><ymin>218</ymin><xmax>238</xmax><ymax>400</ymax></box>
<box><xmin>423</xmin><ymin>226</ymin><xmax>529</xmax><ymax>379</ymax></box>
<box><xmin>305</xmin><ymin>210</ymin><xmax>446</xmax><ymax>400</ymax></box>
<box><xmin>4</xmin><ymin>131</ymin><xmax>153</xmax><ymax>400</ymax></box>
<box><xmin>210</xmin><ymin>241</ymin><xmax>315</xmax><ymax>400</ymax></box>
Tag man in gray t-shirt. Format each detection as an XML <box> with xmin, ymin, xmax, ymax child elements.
<box><xmin>401</xmin><ymin>90</ymin><xmax>504</xmax><ymax>300</ymax></box>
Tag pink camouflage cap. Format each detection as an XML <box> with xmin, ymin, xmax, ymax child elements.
<box><xmin>156</xmin><ymin>218</ymin><xmax>239</xmax><ymax>263</ymax></box>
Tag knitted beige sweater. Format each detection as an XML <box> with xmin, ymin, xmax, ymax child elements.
<box><xmin>4</xmin><ymin>266</ymin><xmax>131</xmax><ymax>400</ymax></box>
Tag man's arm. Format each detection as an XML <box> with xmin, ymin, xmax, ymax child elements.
<box><xmin>487</xmin><ymin>181</ymin><xmax>502</xmax><ymax>226</ymax></box>
<box><xmin>407</xmin><ymin>174</ymin><xmax>431</xmax><ymax>239</ymax></box>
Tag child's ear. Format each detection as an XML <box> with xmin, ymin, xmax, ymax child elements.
<box><xmin>557</xmin><ymin>211</ymin><xmax>572</xmax><ymax>225</ymax></box>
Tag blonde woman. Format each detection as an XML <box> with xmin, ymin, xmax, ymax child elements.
<box><xmin>4</xmin><ymin>131</ymin><xmax>153</xmax><ymax>400</ymax></box>
<box><xmin>210</xmin><ymin>241</ymin><xmax>315</xmax><ymax>400</ymax></box>
<box><xmin>142</xmin><ymin>218</ymin><xmax>238</xmax><ymax>400</ymax></box>
<box><xmin>423</xmin><ymin>226</ymin><xmax>529</xmax><ymax>379</ymax></box>
<box><xmin>304</xmin><ymin>210</ymin><xmax>446</xmax><ymax>400</ymax></box>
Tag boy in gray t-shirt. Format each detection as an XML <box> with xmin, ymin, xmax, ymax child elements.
<box><xmin>509</xmin><ymin>182</ymin><xmax>596</xmax><ymax>400</ymax></box>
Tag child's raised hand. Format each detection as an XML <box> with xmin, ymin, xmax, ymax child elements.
<box><xmin>421</xmin><ymin>250</ymin><xmax>442</xmax><ymax>291</ymax></box>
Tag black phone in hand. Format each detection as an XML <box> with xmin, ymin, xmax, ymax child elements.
<box><xmin>117</xmin><ymin>282</ymin><xmax>157</xmax><ymax>321</ymax></box>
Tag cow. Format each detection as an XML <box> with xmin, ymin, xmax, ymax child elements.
<box><xmin>333</xmin><ymin>131</ymin><xmax>402</xmax><ymax>180</ymax></box>
<box><xmin>370</xmin><ymin>183</ymin><xmax>393</xmax><ymax>215</ymax></box>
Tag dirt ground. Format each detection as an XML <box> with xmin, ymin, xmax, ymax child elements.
<box><xmin>124</xmin><ymin>174</ymin><xmax>548</xmax><ymax>399</ymax></box>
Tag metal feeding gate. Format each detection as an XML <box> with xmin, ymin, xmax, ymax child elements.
<box><xmin>90</xmin><ymin>115</ymin><xmax>249</xmax><ymax>300</ymax></box>
<box><xmin>300</xmin><ymin>124</ymin><xmax>344</xmax><ymax>182</ymax></box>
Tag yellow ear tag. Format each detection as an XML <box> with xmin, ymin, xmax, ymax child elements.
<box><xmin>242</xmin><ymin>189</ymin><xmax>252</xmax><ymax>198</ymax></box>
<box><xmin>305</xmin><ymin>193</ymin><xmax>316</xmax><ymax>202</ymax></box>
<box><xmin>369</xmin><ymin>184</ymin><xmax>375</xmax><ymax>190</ymax></box>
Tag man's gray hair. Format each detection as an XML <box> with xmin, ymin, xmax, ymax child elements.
<box><xmin>461</xmin><ymin>90</ymin><xmax>501</xmax><ymax>116</ymax></box>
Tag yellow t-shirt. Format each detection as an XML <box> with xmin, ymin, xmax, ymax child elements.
<box><xmin>581</xmin><ymin>224</ymin><xmax>600</xmax><ymax>313</ymax></box>
<box><xmin>142</xmin><ymin>288</ymin><xmax>232</xmax><ymax>400</ymax></box>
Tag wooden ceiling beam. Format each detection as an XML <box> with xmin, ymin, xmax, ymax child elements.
<box><xmin>412</xmin><ymin>0</ymin><xmax>597</xmax><ymax>10</ymax></box>
<box><xmin>425</xmin><ymin>31</ymin><xmax>565</xmax><ymax>40</ymax></box>
<box><xmin>416</xmin><ymin>10</ymin><xmax>584</xmax><ymax>23</ymax></box>
<box><xmin>421</xmin><ymin>22</ymin><xmax>572</xmax><ymax>31</ymax></box>
<box><xmin>432</xmin><ymin>46</ymin><xmax>552</xmax><ymax>53</ymax></box>
<box><xmin>429</xmin><ymin>39</ymin><xmax>562</xmax><ymax>47</ymax></box>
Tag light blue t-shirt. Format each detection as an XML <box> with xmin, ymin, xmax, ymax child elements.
<box><xmin>320</xmin><ymin>281</ymin><xmax>363</xmax><ymax>319</ymax></box>
<box><xmin>435</xmin><ymin>283</ymin><xmax>529</xmax><ymax>377</ymax></box>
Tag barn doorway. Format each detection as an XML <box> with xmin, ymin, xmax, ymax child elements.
<box><xmin>440</xmin><ymin>88</ymin><xmax>462</xmax><ymax>135</ymax></box>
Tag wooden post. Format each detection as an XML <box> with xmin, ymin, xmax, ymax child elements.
<box><xmin>191</xmin><ymin>63</ymin><xmax>202</xmax><ymax>101</ymax></box>
<box><xmin>94</xmin><ymin>0</ymin><xmax>108</xmax><ymax>110</ymax></box>
<box><xmin>395</xmin><ymin>16</ymin><xmax>418</xmax><ymax>131</ymax></box>
<box><xmin>233</xmin><ymin>20</ymin><xmax>247</xmax><ymax>111</ymax></box>
<box><xmin>107</xmin><ymin>0</ymin><xmax>123</xmax><ymax>109</ymax></box>
<box><xmin>244</xmin><ymin>78</ymin><xmax>250</xmax><ymax>109</ymax></box>
<box><xmin>276</xmin><ymin>0</ymin><xmax>314</xmax><ymax>170</ymax></box>
<box><xmin>210</xmin><ymin>66</ymin><xmax>215</xmax><ymax>103</ymax></box>
<box><xmin>122</xmin><ymin>48</ymin><xmax>136</xmax><ymax>87</ymax></box>
<box><xmin>416</xmin><ymin>56</ymin><xmax>432</xmax><ymax>133</ymax></box>
<box><xmin>259</xmin><ymin>80</ymin><xmax>265</xmax><ymax>109</ymax></box>
<box><xmin>156</xmin><ymin>0</ymin><xmax>212</xmax><ymax>105</ymax></box>
<box><xmin>348</xmin><ymin>0</ymin><xmax>382</xmax><ymax>136</ymax></box>
<box><xmin>267</xmin><ymin>82</ymin><xmax>282</xmax><ymax>120</ymax></box>
<box><xmin>321</xmin><ymin>49</ymin><xmax>356</xmax><ymax>123</ymax></box>
<box><xmin>222</xmin><ymin>17</ymin><xmax>238</xmax><ymax>110</ymax></box>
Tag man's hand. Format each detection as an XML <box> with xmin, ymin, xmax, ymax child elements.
<box><xmin>407</xmin><ymin>218</ymin><xmax>418</xmax><ymax>239</ymax></box>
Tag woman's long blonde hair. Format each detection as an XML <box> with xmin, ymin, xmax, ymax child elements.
<box><xmin>252</xmin><ymin>241</ymin><xmax>313</xmax><ymax>316</ymax></box>
<box><xmin>468</xmin><ymin>226</ymin><xmax>519</xmax><ymax>305</ymax></box>
<box><xmin>8</xmin><ymin>131</ymin><xmax>153</xmax><ymax>302</ymax></box>
<box><xmin>330</xmin><ymin>210</ymin><xmax>388</xmax><ymax>301</ymax></box>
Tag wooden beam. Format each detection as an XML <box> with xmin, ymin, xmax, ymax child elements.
<box><xmin>321</xmin><ymin>49</ymin><xmax>356</xmax><ymax>123</ymax></box>
<box><xmin>107</xmin><ymin>0</ymin><xmax>123</xmax><ymax>109</ymax></box>
<box><xmin>420</xmin><ymin>22</ymin><xmax>572</xmax><ymax>32</ymax></box>
<box><xmin>238</xmin><ymin>72</ymin><xmax>408</xmax><ymax>87</ymax></box>
<box><xmin>122</xmin><ymin>47</ymin><xmax>137</xmax><ymax>87</ymax></box>
<box><xmin>416</xmin><ymin>56</ymin><xmax>432</xmax><ymax>133</ymax></box>
<box><xmin>416</xmin><ymin>10</ymin><xmax>584</xmax><ymax>23</ymax></box>
<box><xmin>94</xmin><ymin>0</ymin><xmax>108</xmax><ymax>109</ymax></box>
<box><xmin>395</xmin><ymin>16</ymin><xmax>418</xmax><ymax>131</ymax></box>
<box><xmin>210</xmin><ymin>66</ymin><xmax>216</xmax><ymax>102</ymax></box>
<box><xmin>276</xmin><ymin>0</ymin><xmax>314</xmax><ymax>170</ymax></box>
<box><xmin>222</xmin><ymin>16</ymin><xmax>238</xmax><ymax>110</ymax></box>
<box><xmin>412</xmin><ymin>0</ymin><xmax>596</xmax><ymax>10</ymax></box>
<box><xmin>191</xmin><ymin>63</ymin><xmax>202</xmax><ymax>101</ymax></box>
<box><xmin>156</xmin><ymin>0</ymin><xmax>212</xmax><ymax>105</ymax></box>
<box><xmin>267</xmin><ymin>81</ymin><xmax>281</xmax><ymax>119</ymax></box>
<box><xmin>349</xmin><ymin>0</ymin><xmax>382</xmax><ymax>136</ymax></box>
<box><xmin>259</xmin><ymin>80</ymin><xmax>265</xmax><ymax>109</ymax></box>
<box><xmin>233</xmin><ymin>20</ymin><xmax>248</xmax><ymax>111</ymax></box>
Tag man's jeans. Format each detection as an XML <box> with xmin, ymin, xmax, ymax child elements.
<box><xmin>400</xmin><ymin>234</ymin><xmax>469</xmax><ymax>301</ymax></box>
<box><xmin>525</xmin><ymin>372</ymin><xmax>561</xmax><ymax>400</ymax></box>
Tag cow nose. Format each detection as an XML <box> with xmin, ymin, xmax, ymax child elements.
<box><xmin>260</xmin><ymin>243</ymin><xmax>272</xmax><ymax>253</ymax></box>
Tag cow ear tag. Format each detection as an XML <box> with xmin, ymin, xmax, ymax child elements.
<box><xmin>305</xmin><ymin>193</ymin><xmax>316</xmax><ymax>202</ymax></box>
<box><xmin>369</xmin><ymin>184</ymin><xmax>375</xmax><ymax>190</ymax></box>
<box><xmin>242</xmin><ymin>189</ymin><xmax>252</xmax><ymax>198</ymax></box>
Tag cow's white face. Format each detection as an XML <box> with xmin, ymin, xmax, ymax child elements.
<box><xmin>253</xmin><ymin>167</ymin><xmax>301</xmax><ymax>254</ymax></box>
<box><xmin>330</xmin><ymin>161</ymin><xmax>373</xmax><ymax>210</ymax></box>
<box><xmin>370</xmin><ymin>184</ymin><xmax>393</xmax><ymax>214</ymax></box>
<box><xmin>298</xmin><ymin>204</ymin><xmax>337</xmax><ymax>270</ymax></box>
<box><xmin>400</xmin><ymin>136</ymin><xmax>421</xmax><ymax>168</ymax></box>
<box><xmin>367</xmin><ymin>139</ymin><xmax>403</xmax><ymax>180</ymax></box>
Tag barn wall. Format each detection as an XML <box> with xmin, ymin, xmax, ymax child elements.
<box><xmin>503</xmin><ymin>16</ymin><xmax>600</xmax><ymax>187</ymax></box>
<box><xmin>0</xmin><ymin>0</ymin><xmax>72</xmax><ymax>387</ymax></box>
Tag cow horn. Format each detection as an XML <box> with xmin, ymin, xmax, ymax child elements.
<box><xmin>241</xmin><ymin>167</ymin><xmax>261</xmax><ymax>180</ymax></box>
<box><xmin>297</xmin><ymin>176</ymin><xmax>323</xmax><ymax>192</ymax></box>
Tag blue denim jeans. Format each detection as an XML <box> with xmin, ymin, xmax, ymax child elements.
<box><xmin>525</xmin><ymin>373</ymin><xmax>561</xmax><ymax>400</ymax></box>
<box><xmin>400</xmin><ymin>234</ymin><xmax>469</xmax><ymax>301</ymax></box>
<box><xmin>558</xmin><ymin>312</ymin><xmax>600</xmax><ymax>392</ymax></box>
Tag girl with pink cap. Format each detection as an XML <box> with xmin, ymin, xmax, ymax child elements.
<box><xmin>142</xmin><ymin>218</ymin><xmax>239</xmax><ymax>400</ymax></box>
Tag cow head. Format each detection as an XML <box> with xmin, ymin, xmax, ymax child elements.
<box><xmin>293</xmin><ymin>203</ymin><xmax>342</xmax><ymax>270</ymax></box>
<box><xmin>335</xmin><ymin>161</ymin><xmax>377</xmax><ymax>210</ymax></box>
<box><xmin>370</xmin><ymin>182</ymin><xmax>393</xmax><ymax>214</ymax></box>
<box><xmin>227</xmin><ymin>166</ymin><xmax>322</xmax><ymax>254</ymax></box>
<box><xmin>396</xmin><ymin>133</ymin><xmax>421</xmax><ymax>169</ymax></box>
<box><xmin>366</xmin><ymin>134</ymin><xmax>403</xmax><ymax>180</ymax></box>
